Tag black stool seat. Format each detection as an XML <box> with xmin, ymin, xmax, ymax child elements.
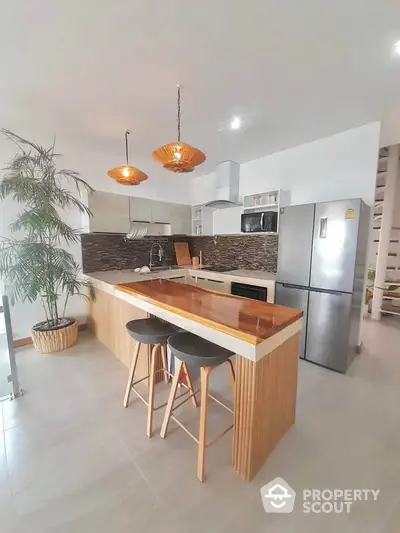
<box><xmin>126</xmin><ymin>318</ymin><xmax>178</xmax><ymax>345</ymax></box>
<box><xmin>168</xmin><ymin>332</ymin><xmax>234</xmax><ymax>367</ymax></box>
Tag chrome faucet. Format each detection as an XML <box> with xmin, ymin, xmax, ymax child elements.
<box><xmin>149</xmin><ymin>243</ymin><xmax>164</xmax><ymax>268</ymax></box>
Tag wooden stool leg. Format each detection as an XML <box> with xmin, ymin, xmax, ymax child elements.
<box><xmin>183</xmin><ymin>363</ymin><xmax>198</xmax><ymax>407</ymax></box>
<box><xmin>197</xmin><ymin>366</ymin><xmax>211</xmax><ymax>482</ymax></box>
<box><xmin>123</xmin><ymin>341</ymin><xmax>141</xmax><ymax>408</ymax></box>
<box><xmin>160</xmin><ymin>344</ymin><xmax>169</xmax><ymax>384</ymax></box>
<box><xmin>146</xmin><ymin>344</ymin><xmax>159</xmax><ymax>438</ymax></box>
<box><xmin>160</xmin><ymin>359</ymin><xmax>183</xmax><ymax>438</ymax></box>
<box><xmin>225</xmin><ymin>359</ymin><xmax>236</xmax><ymax>399</ymax></box>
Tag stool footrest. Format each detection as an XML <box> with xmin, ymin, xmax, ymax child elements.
<box><xmin>167</xmin><ymin>390</ymin><xmax>234</xmax><ymax>448</ymax></box>
<box><xmin>208</xmin><ymin>393</ymin><xmax>234</xmax><ymax>414</ymax></box>
<box><xmin>169</xmin><ymin>414</ymin><xmax>233</xmax><ymax>449</ymax></box>
<box><xmin>206</xmin><ymin>424</ymin><xmax>234</xmax><ymax>448</ymax></box>
<box><xmin>170</xmin><ymin>391</ymin><xmax>198</xmax><ymax>413</ymax></box>
<box><xmin>130</xmin><ymin>371</ymin><xmax>194</xmax><ymax>412</ymax></box>
<box><xmin>131</xmin><ymin>386</ymin><xmax>170</xmax><ymax>412</ymax></box>
<box><xmin>132</xmin><ymin>366</ymin><xmax>172</xmax><ymax>389</ymax></box>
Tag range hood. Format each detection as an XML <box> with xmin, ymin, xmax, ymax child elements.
<box><xmin>204</xmin><ymin>161</ymin><xmax>241</xmax><ymax>209</ymax></box>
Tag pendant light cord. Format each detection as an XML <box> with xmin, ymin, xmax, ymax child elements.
<box><xmin>177</xmin><ymin>85</ymin><xmax>181</xmax><ymax>142</ymax></box>
<box><xmin>125</xmin><ymin>130</ymin><xmax>131</xmax><ymax>165</ymax></box>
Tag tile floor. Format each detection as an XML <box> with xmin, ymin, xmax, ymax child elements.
<box><xmin>1</xmin><ymin>317</ymin><xmax>400</xmax><ymax>532</ymax></box>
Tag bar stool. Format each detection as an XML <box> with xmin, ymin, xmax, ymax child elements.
<box><xmin>123</xmin><ymin>319</ymin><xmax>197</xmax><ymax>438</ymax></box>
<box><xmin>160</xmin><ymin>332</ymin><xmax>235</xmax><ymax>482</ymax></box>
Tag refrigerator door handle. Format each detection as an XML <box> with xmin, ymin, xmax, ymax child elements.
<box><xmin>319</xmin><ymin>217</ymin><xmax>328</xmax><ymax>238</ymax></box>
<box><xmin>309</xmin><ymin>287</ymin><xmax>347</xmax><ymax>295</ymax></box>
<box><xmin>280</xmin><ymin>283</ymin><xmax>307</xmax><ymax>289</ymax></box>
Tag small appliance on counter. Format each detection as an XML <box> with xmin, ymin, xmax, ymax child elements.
<box><xmin>241</xmin><ymin>211</ymin><xmax>277</xmax><ymax>233</ymax></box>
<box><xmin>275</xmin><ymin>198</ymin><xmax>370</xmax><ymax>373</ymax></box>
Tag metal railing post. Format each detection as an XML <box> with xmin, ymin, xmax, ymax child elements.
<box><xmin>2</xmin><ymin>295</ymin><xmax>22</xmax><ymax>400</ymax></box>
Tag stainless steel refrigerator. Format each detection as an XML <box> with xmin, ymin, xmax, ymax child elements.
<box><xmin>275</xmin><ymin>199</ymin><xmax>370</xmax><ymax>373</ymax></box>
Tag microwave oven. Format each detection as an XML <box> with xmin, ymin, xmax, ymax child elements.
<box><xmin>241</xmin><ymin>211</ymin><xmax>277</xmax><ymax>233</ymax></box>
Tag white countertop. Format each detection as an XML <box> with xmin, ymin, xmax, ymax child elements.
<box><xmin>85</xmin><ymin>268</ymin><xmax>276</xmax><ymax>293</ymax></box>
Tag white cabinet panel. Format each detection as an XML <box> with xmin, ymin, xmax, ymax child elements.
<box><xmin>151</xmin><ymin>200</ymin><xmax>172</xmax><ymax>223</ymax></box>
<box><xmin>129</xmin><ymin>197</ymin><xmax>190</xmax><ymax>234</ymax></box>
<box><xmin>129</xmin><ymin>197</ymin><xmax>153</xmax><ymax>222</ymax></box>
<box><xmin>214</xmin><ymin>206</ymin><xmax>242</xmax><ymax>235</ymax></box>
<box><xmin>201</xmin><ymin>206</ymin><xmax>214</xmax><ymax>235</ymax></box>
<box><xmin>88</xmin><ymin>191</ymin><xmax>130</xmax><ymax>233</ymax></box>
<box><xmin>170</xmin><ymin>204</ymin><xmax>192</xmax><ymax>235</ymax></box>
<box><xmin>195</xmin><ymin>277</ymin><xmax>229</xmax><ymax>293</ymax></box>
<box><xmin>168</xmin><ymin>276</ymin><xmax>187</xmax><ymax>284</ymax></box>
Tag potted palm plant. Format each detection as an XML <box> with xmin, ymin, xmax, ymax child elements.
<box><xmin>0</xmin><ymin>130</ymin><xmax>94</xmax><ymax>353</ymax></box>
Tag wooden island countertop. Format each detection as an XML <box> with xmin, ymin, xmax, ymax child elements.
<box><xmin>88</xmin><ymin>276</ymin><xmax>303</xmax><ymax>481</ymax></box>
<box><xmin>117</xmin><ymin>279</ymin><xmax>302</xmax><ymax>346</ymax></box>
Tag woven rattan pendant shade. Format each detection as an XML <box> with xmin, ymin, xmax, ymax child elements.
<box><xmin>153</xmin><ymin>141</ymin><xmax>205</xmax><ymax>173</ymax></box>
<box><xmin>107</xmin><ymin>130</ymin><xmax>148</xmax><ymax>185</ymax></box>
<box><xmin>107</xmin><ymin>165</ymin><xmax>148</xmax><ymax>185</ymax></box>
<box><xmin>153</xmin><ymin>86</ymin><xmax>206</xmax><ymax>173</ymax></box>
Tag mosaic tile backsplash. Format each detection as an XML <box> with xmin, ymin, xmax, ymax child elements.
<box><xmin>81</xmin><ymin>233</ymin><xmax>191</xmax><ymax>272</ymax></box>
<box><xmin>81</xmin><ymin>233</ymin><xmax>278</xmax><ymax>273</ymax></box>
<box><xmin>190</xmin><ymin>235</ymin><xmax>278</xmax><ymax>272</ymax></box>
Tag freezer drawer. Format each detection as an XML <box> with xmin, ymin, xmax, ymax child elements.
<box><xmin>275</xmin><ymin>283</ymin><xmax>308</xmax><ymax>359</ymax></box>
<box><xmin>310</xmin><ymin>199</ymin><xmax>360</xmax><ymax>293</ymax></box>
<box><xmin>276</xmin><ymin>203</ymin><xmax>315</xmax><ymax>286</ymax></box>
<box><xmin>305</xmin><ymin>290</ymin><xmax>352</xmax><ymax>372</ymax></box>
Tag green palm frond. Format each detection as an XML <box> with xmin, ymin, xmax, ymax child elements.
<box><xmin>0</xmin><ymin>130</ymin><xmax>94</xmax><ymax>329</ymax></box>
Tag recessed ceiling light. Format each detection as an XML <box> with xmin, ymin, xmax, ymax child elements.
<box><xmin>393</xmin><ymin>41</ymin><xmax>400</xmax><ymax>56</ymax></box>
<box><xmin>230</xmin><ymin>116</ymin><xmax>241</xmax><ymax>130</ymax></box>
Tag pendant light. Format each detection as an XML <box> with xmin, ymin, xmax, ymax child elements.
<box><xmin>107</xmin><ymin>130</ymin><xmax>148</xmax><ymax>185</ymax></box>
<box><xmin>153</xmin><ymin>85</ymin><xmax>206</xmax><ymax>173</ymax></box>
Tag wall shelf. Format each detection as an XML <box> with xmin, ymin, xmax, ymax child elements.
<box><xmin>191</xmin><ymin>205</ymin><xmax>213</xmax><ymax>236</ymax></box>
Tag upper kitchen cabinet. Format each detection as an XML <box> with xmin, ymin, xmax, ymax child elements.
<box><xmin>150</xmin><ymin>200</ymin><xmax>174</xmax><ymax>223</ymax></box>
<box><xmin>129</xmin><ymin>196</ymin><xmax>191</xmax><ymax>234</ymax></box>
<box><xmin>170</xmin><ymin>204</ymin><xmax>192</xmax><ymax>235</ymax></box>
<box><xmin>129</xmin><ymin>197</ymin><xmax>153</xmax><ymax>222</ymax></box>
<box><xmin>87</xmin><ymin>191</ymin><xmax>191</xmax><ymax>235</ymax></box>
<box><xmin>88</xmin><ymin>191</ymin><xmax>130</xmax><ymax>233</ymax></box>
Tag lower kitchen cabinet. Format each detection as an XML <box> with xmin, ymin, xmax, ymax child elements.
<box><xmin>168</xmin><ymin>276</ymin><xmax>187</xmax><ymax>284</ymax></box>
<box><xmin>195</xmin><ymin>277</ymin><xmax>229</xmax><ymax>293</ymax></box>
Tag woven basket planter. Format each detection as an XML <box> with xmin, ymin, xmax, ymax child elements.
<box><xmin>31</xmin><ymin>319</ymin><xmax>78</xmax><ymax>354</ymax></box>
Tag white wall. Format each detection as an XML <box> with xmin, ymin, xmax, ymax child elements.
<box><xmin>192</xmin><ymin>122</ymin><xmax>381</xmax><ymax>234</ymax></box>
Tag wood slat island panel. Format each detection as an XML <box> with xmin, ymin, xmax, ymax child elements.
<box><xmin>117</xmin><ymin>279</ymin><xmax>302</xmax><ymax>345</ymax></box>
<box><xmin>88</xmin><ymin>288</ymin><xmax>156</xmax><ymax>383</ymax></box>
<box><xmin>233</xmin><ymin>333</ymin><xmax>300</xmax><ymax>480</ymax></box>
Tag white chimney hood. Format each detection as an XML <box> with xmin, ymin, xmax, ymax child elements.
<box><xmin>203</xmin><ymin>161</ymin><xmax>241</xmax><ymax>209</ymax></box>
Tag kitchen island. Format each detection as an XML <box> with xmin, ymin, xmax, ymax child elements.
<box><xmin>87</xmin><ymin>273</ymin><xmax>302</xmax><ymax>481</ymax></box>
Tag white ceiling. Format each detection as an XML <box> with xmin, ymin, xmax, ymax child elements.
<box><xmin>1</xmin><ymin>0</ymin><xmax>400</xmax><ymax>185</ymax></box>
